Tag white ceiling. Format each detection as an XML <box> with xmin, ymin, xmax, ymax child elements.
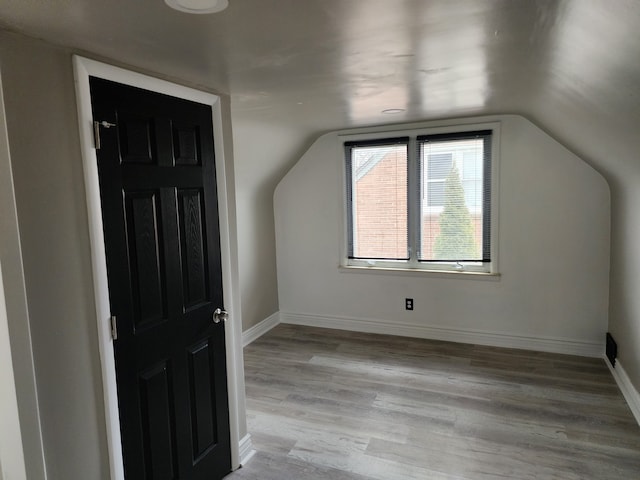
<box><xmin>0</xmin><ymin>0</ymin><xmax>639</xmax><ymax>180</ymax></box>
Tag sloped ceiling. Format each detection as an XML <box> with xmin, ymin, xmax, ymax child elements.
<box><xmin>1</xmin><ymin>0</ymin><xmax>638</xmax><ymax>182</ymax></box>
<box><xmin>3</xmin><ymin>0</ymin><xmax>640</xmax><ymax>395</ymax></box>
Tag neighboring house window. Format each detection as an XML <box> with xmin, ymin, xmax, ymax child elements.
<box><xmin>425</xmin><ymin>153</ymin><xmax>453</xmax><ymax>207</ymax></box>
<box><xmin>344</xmin><ymin>126</ymin><xmax>496</xmax><ymax>273</ymax></box>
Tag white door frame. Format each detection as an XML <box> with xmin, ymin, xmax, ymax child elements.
<box><xmin>72</xmin><ymin>56</ymin><xmax>252</xmax><ymax>480</ymax></box>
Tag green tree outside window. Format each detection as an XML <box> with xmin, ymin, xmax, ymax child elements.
<box><xmin>433</xmin><ymin>166</ymin><xmax>478</xmax><ymax>260</ymax></box>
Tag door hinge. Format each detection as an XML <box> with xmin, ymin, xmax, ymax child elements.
<box><xmin>93</xmin><ymin>120</ymin><xmax>117</xmax><ymax>150</ymax></box>
<box><xmin>110</xmin><ymin>315</ymin><xmax>118</xmax><ymax>341</ymax></box>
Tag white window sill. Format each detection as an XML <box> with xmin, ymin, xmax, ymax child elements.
<box><xmin>339</xmin><ymin>265</ymin><xmax>501</xmax><ymax>281</ymax></box>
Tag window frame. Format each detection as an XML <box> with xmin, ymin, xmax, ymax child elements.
<box><xmin>340</xmin><ymin>122</ymin><xmax>500</xmax><ymax>275</ymax></box>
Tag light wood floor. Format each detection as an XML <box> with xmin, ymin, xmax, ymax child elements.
<box><xmin>228</xmin><ymin>324</ymin><xmax>640</xmax><ymax>479</ymax></box>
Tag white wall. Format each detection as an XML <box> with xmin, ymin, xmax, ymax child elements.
<box><xmin>275</xmin><ymin>115</ymin><xmax>610</xmax><ymax>355</ymax></box>
<box><xmin>0</xmin><ymin>260</ymin><xmax>27</xmax><ymax>480</ymax></box>
<box><xmin>231</xmin><ymin>117</ymin><xmax>312</xmax><ymax>330</ymax></box>
<box><xmin>1</xmin><ymin>33</ymin><xmax>110</xmax><ymax>479</ymax></box>
<box><xmin>528</xmin><ymin>89</ymin><xmax>640</xmax><ymax>395</ymax></box>
<box><xmin>0</xmin><ymin>52</ymin><xmax>46</xmax><ymax>480</ymax></box>
<box><xmin>609</xmin><ymin>182</ymin><xmax>640</xmax><ymax>390</ymax></box>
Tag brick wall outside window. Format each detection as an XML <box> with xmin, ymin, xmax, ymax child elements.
<box><xmin>353</xmin><ymin>150</ymin><xmax>407</xmax><ymax>259</ymax></box>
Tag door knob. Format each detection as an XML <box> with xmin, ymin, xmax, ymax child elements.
<box><xmin>213</xmin><ymin>308</ymin><xmax>228</xmax><ymax>324</ymax></box>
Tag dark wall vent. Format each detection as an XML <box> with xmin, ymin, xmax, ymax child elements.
<box><xmin>606</xmin><ymin>332</ymin><xmax>617</xmax><ymax>367</ymax></box>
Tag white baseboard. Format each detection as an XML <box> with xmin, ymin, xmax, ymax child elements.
<box><xmin>605</xmin><ymin>357</ymin><xmax>640</xmax><ymax>426</ymax></box>
<box><xmin>280</xmin><ymin>312</ymin><xmax>603</xmax><ymax>358</ymax></box>
<box><xmin>238</xmin><ymin>433</ymin><xmax>256</xmax><ymax>466</ymax></box>
<box><xmin>242</xmin><ymin>312</ymin><xmax>280</xmax><ymax>347</ymax></box>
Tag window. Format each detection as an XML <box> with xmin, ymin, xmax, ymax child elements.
<box><xmin>345</xmin><ymin>137</ymin><xmax>409</xmax><ymax>260</ymax></box>
<box><xmin>344</xmin><ymin>125</ymin><xmax>496</xmax><ymax>273</ymax></box>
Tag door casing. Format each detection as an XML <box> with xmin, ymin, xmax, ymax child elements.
<box><xmin>73</xmin><ymin>55</ymin><xmax>252</xmax><ymax>480</ymax></box>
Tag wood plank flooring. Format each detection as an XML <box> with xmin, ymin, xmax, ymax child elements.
<box><xmin>228</xmin><ymin>325</ymin><xmax>640</xmax><ymax>479</ymax></box>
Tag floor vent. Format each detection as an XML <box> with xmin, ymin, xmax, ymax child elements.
<box><xmin>606</xmin><ymin>332</ymin><xmax>617</xmax><ymax>367</ymax></box>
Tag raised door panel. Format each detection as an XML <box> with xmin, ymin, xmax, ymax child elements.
<box><xmin>173</xmin><ymin>123</ymin><xmax>201</xmax><ymax>166</ymax></box>
<box><xmin>187</xmin><ymin>340</ymin><xmax>218</xmax><ymax>463</ymax></box>
<box><xmin>124</xmin><ymin>190</ymin><xmax>167</xmax><ymax>332</ymax></box>
<box><xmin>118</xmin><ymin>113</ymin><xmax>156</xmax><ymax>165</ymax></box>
<box><xmin>139</xmin><ymin>361</ymin><xmax>178</xmax><ymax>480</ymax></box>
<box><xmin>177</xmin><ymin>189</ymin><xmax>208</xmax><ymax>311</ymax></box>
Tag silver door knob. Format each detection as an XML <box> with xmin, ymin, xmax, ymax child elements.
<box><xmin>213</xmin><ymin>308</ymin><xmax>228</xmax><ymax>324</ymax></box>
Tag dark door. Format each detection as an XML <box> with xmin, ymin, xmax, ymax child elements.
<box><xmin>90</xmin><ymin>77</ymin><xmax>231</xmax><ymax>480</ymax></box>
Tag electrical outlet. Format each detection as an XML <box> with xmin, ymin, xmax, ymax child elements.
<box><xmin>405</xmin><ymin>298</ymin><xmax>413</xmax><ymax>310</ymax></box>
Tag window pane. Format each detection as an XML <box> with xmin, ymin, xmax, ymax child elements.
<box><xmin>420</xmin><ymin>137</ymin><xmax>485</xmax><ymax>262</ymax></box>
<box><xmin>463</xmin><ymin>180</ymin><xmax>482</xmax><ymax>209</ymax></box>
<box><xmin>427</xmin><ymin>181</ymin><xmax>445</xmax><ymax>207</ymax></box>
<box><xmin>350</xmin><ymin>144</ymin><xmax>408</xmax><ymax>259</ymax></box>
<box><xmin>427</xmin><ymin>153</ymin><xmax>452</xmax><ymax>180</ymax></box>
<box><xmin>462</xmin><ymin>151</ymin><xmax>481</xmax><ymax>179</ymax></box>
